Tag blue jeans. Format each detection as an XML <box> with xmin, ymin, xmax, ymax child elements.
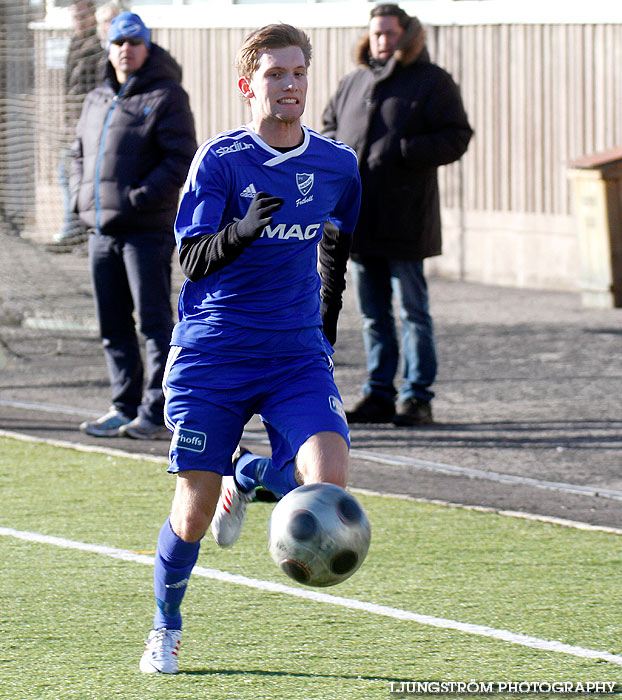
<box><xmin>350</xmin><ymin>257</ymin><xmax>437</xmax><ymax>403</ymax></box>
<box><xmin>89</xmin><ymin>231</ymin><xmax>175</xmax><ymax>425</ymax></box>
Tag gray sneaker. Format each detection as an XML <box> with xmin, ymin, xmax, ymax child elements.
<box><xmin>119</xmin><ymin>416</ymin><xmax>170</xmax><ymax>440</ymax></box>
<box><xmin>79</xmin><ymin>408</ymin><xmax>132</xmax><ymax>437</ymax></box>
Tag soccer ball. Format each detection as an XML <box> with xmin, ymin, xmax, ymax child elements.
<box><xmin>268</xmin><ymin>483</ymin><xmax>371</xmax><ymax>587</ymax></box>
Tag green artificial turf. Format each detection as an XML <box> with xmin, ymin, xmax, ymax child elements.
<box><xmin>0</xmin><ymin>436</ymin><xmax>620</xmax><ymax>699</ymax></box>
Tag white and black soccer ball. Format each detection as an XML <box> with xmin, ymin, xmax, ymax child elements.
<box><xmin>268</xmin><ymin>483</ymin><xmax>371</xmax><ymax>587</ymax></box>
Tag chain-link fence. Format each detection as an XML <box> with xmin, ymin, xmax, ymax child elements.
<box><xmin>0</xmin><ymin>0</ymin><xmax>125</xmax><ymax>243</ymax></box>
<box><xmin>0</xmin><ymin>1</ymin><xmax>126</xmax><ymax>335</ymax></box>
<box><xmin>0</xmin><ymin>0</ymin><xmax>39</xmax><ymax>237</ymax></box>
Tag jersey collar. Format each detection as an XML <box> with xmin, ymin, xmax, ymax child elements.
<box><xmin>244</xmin><ymin>124</ymin><xmax>310</xmax><ymax>166</ymax></box>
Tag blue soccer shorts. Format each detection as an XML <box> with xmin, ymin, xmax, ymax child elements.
<box><xmin>163</xmin><ymin>346</ymin><xmax>350</xmax><ymax>475</ymax></box>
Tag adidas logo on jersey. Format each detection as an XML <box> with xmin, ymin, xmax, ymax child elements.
<box><xmin>240</xmin><ymin>183</ymin><xmax>257</xmax><ymax>199</ymax></box>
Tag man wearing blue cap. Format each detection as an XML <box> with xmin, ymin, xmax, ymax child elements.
<box><xmin>71</xmin><ymin>12</ymin><xmax>197</xmax><ymax>440</ymax></box>
<box><xmin>107</xmin><ymin>11</ymin><xmax>152</xmax><ymax>81</ymax></box>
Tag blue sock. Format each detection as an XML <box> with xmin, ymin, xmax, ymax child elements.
<box><xmin>235</xmin><ymin>453</ymin><xmax>299</xmax><ymax>498</ymax></box>
<box><xmin>153</xmin><ymin>519</ymin><xmax>201</xmax><ymax>630</ymax></box>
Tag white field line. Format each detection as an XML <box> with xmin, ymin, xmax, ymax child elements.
<box><xmin>350</xmin><ymin>449</ymin><xmax>622</xmax><ymax>502</ymax></box>
<box><xmin>1</xmin><ymin>428</ymin><xmax>621</xmax><ymax>536</ymax></box>
<box><xmin>0</xmin><ymin>399</ymin><xmax>102</xmax><ymax>419</ymax></box>
<box><xmin>1</xmin><ymin>526</ymin><xmax>622</xmax><ymax>668</ymax></box>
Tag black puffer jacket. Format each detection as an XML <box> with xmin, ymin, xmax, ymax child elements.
<box><xmin>64</xmin><ymin>28</ymin><xmax>105</xmax><ymax>131</ymax></box>
<box><xmin>65</xmin><ymin>28</ymin><xmax>106</xmax><ymax>133</ymax></box>
<box><xmin>322</xmin><ymin>18</ymin><xmax>473</xmax><ymax>260</ymax></box>
<box><xmin>70</xmin><ymin>44</ymin><xmax>196</xmax><ymax>236</ymax></box>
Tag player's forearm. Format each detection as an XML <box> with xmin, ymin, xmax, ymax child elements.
<box><xmin>178</xmin><ymin>222</ymin><xmax>253</xmax><ymax>282</ymax></box>
<box><xmin>319</xmin><ymin>224</ymin><xmax>352</xmax><ymax>305</ymax></box>
<box><xmin>318</xmin><ymin>225</ymin><xmax>352</xmax><ymax>345</ymax></box>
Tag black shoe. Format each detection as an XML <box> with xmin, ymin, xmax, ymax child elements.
<box><xmin>346</xmin><ymin>394</ymin><xmax>395</xmax><ymax>424</ymax></box>
<box><xmin>255</xmin><ymin>487</ymin><xmax>280</xmax><ymax>503</ymax></box>
<box><xmin>392</xmin><ymin>398</ymin><xmax>433</xmax><ymax>427</ymax></box>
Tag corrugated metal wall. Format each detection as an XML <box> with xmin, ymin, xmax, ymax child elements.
<box><xmin>153</xmin><ymin>26</ymin><xmax>366</xmax><ymax>143</ymax></box>
<box><xmin>153</xmin><ymin>23</ymin><xmax>622</xmax><ymax>218</ymax></box>
<box><xmin>428</xmin><ymin>22</ymin><xmax>622</xmax><ymax>217</ymax></box>
<box><xmin>31</xmin><ymin>22</ymin><xmax>622</xmax><ymax>289</ymax></box>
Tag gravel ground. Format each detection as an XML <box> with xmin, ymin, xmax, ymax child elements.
<box><xmin>1</xmin><ymin>231</ymin><xmax>621</xmax><ymax>529</ymax></box>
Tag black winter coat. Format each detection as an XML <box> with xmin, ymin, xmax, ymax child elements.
<box><xmin>64</xmin><ymin>29</ymin><xmax>105</xmax><ymax>133</ymax></box>
<box><xmin>322</xmin><ymin>19</ymin><xmax>473</xmax><ymax>260</ymax></box>
<box><xmin>70</xmin><ymin>44</ymin><xmax>197</xmax><ymax>236</ymax></box>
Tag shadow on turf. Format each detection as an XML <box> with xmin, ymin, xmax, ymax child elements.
<box><xmin>178</xmin><ymin>667</ymin><xmax>405</xmax><ymax>684</ymax></box>
<box><xmin>175</xmin><ymin>671</ymin><xmax>622</xmax><ymax>698</ymax></box>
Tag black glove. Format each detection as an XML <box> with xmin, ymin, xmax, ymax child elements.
<box><xmin>237</xmin><ymin>191</ymin><xmax>284</xmax><ymax>241</ymax></box>
<box><xmin>179</xmin><ymin>192</ymin><xmax>284</xmax><ymax>282</ymax></box>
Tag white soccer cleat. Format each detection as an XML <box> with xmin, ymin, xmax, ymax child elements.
<box><xmin>211</xmin><ymin>475</ymin><xmax>255</xmax><ymax>547</ymax></box>
<box><xmin>139</xmin><ymin>628</ymin><xmax>182</xmax><ymax>674</ymax></box>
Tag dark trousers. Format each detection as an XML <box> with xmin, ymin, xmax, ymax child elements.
<box><xmin>88</xmin><ymin>231</ymin><xmax>175</xmax><ymax>425</ymax></box>
<box><xmin>350</xmin><ymin>256</ymin><xmax>437</xmax><ymax>404</ymax></box>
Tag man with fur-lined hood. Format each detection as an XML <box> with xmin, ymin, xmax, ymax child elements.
<box><xmin>322</xmin><ymin>3</ymin><xmax>472</xmax><ymax>427</ymax></box>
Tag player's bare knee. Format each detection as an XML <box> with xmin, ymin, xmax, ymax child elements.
<box><xmin>294</xmin><ymin>464</ymin><xmax>304</xmax><ymax>486</ymax></box>
<box><xmin>297</xmin><ymin>464</ymin><xmax>348</xmax><ymax>488</ymax></box>
<box><xmin>296</xmin><ymin>431</ymin><xmax>349</xmax><ymax>487</ymax></box>
<box><xmin>170</xmin><ymin>470</ymin><xmax>221</xmax><ymax>541</ymax></box>
<box><xmin>170</xmin><ymin>509</ymin><xmax>209</xmax><ymax>543</ymax></box>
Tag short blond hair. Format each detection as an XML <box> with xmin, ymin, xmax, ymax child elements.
<box><xmin>236</xmin><ymin>24</ymin><xmax>312</xmax><ymax>78</ymax></box>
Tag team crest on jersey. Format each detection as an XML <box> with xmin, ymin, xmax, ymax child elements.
<box><xmin>296</xmin><ymin>173</ymin><xmax>314</xmax><ymax>196</ymax></box>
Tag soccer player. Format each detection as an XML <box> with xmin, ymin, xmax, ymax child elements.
<box><xmin>139</xmin><ymin>24</ymin><xmax>361</xmax><ymax>674</ymax></box>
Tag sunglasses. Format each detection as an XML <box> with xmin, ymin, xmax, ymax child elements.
<box><xmin>111</xmin><ymin>37</ymin><xmax>144</xmax><ymax>47</ymax></box>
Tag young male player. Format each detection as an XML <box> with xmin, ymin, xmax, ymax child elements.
<box><xmin>139</xmin><ymin>24</ymin><xmax>361</xmax><ymax>674</ymax></box>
